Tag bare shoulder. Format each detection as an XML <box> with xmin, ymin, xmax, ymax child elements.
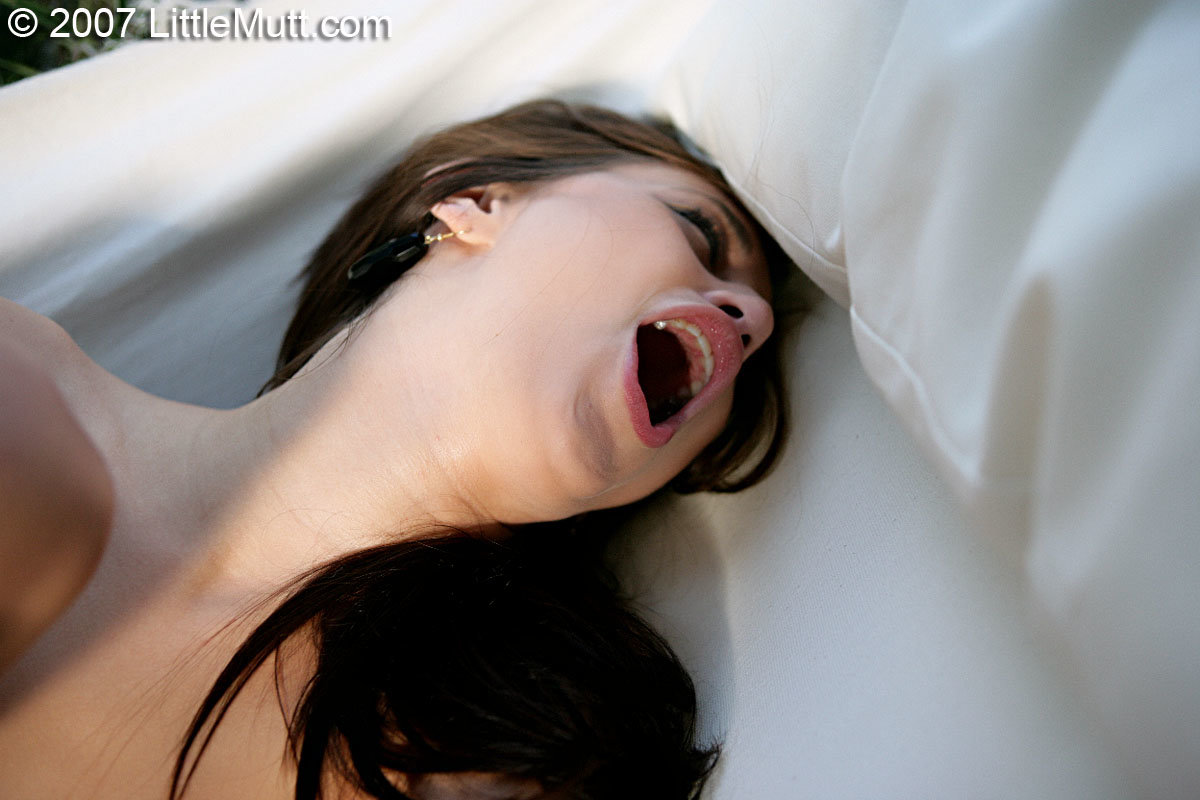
<box><xmin>0</xmin><ymin>301</ymin><xmax>114</xmax><ymax>672</ymax></box>
<box><xmin>0</xmin><ymin>296</ymin><xmax>90</xmax><ymax>369</ymax></box>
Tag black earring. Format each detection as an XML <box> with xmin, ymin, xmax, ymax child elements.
<box><xmin>346</xmin><ymin>230</ymin><xmax>464</xmax><ymax>283</ymax></box>
<box><xmin>346</xmin><ymin>232</ymin><xmax>428</xmax><ymax>282</ymax></box>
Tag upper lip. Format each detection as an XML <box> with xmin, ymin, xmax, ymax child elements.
<box><xmin>623</xmin><ymin>303</ymin><xmax>745</xmax><ymax>448</ymax></box>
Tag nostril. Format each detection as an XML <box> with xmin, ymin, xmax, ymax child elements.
<box><xmin>741</xmin><ymin>334</ymin><xmax>751</xmax><ymax>347</ymax></box>
<box><xmin>719</xmin><ymin>304</ymin><xmax>744</xmax><ymax>319</ymax></box>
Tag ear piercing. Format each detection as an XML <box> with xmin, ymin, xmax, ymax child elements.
<box><xmin>423</xmin><ymin>230</ymin><xmax>467</xmax><ymax>245</ymax></box>
<box><xmin>347</xmin><ymin>229</ymin><xmax>467</xmax><ymax>283</ymax></box>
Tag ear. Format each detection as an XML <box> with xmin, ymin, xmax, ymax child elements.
<box><xmin>429</xmin><ymin>184</ymin><xmax>520</xmax><ymax>248</ymax></box>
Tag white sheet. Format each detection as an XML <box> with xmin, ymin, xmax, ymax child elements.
<box><xmin>614</xmin><ymin>295</ymin><xmax>1129</xmax><ymax>798</ymax></box>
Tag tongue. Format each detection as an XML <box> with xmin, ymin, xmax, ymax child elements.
<box><xmin>637</xmin><ymin>325</ymin><xmax>692</xmax><ymax>425</ymax></box>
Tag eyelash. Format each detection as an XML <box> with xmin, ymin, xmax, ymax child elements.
<box><xmin>673</xmin><ymin>206</ymin><xmax>726</xmax><ymax>272</ymax></box>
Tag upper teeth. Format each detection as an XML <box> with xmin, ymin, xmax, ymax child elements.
<box><xmin>653</xmin><ymin>318</ymin><xmax>714</xmax><ymax>387</ymax></box>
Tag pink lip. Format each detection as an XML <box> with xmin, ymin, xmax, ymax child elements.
<box><xmin>624</xmin><ymin>304</ymin><xmax>745</xmax><ymax>448</ymax></box>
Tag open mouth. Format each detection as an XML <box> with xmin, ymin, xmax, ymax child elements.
<box><xmin>636</xmin><ymin>319</ymin><xmax>715</xmax><ymax>426</ymax></box>
<box><xmin>624</xmin><ymin>305</ymin><xmax>744</xmax><ymax>449</ymax></box>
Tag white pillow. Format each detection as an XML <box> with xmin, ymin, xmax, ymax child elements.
<box><xmin>659</xmin><ymin>1</ymin><xmax>1200</xmax><ymax>795</ymax></box>
<box><xmin>655</xmin><ymin>0</ymin><xmax>907</xmax><ymax>307</ymax></box>
<box><xmin>839</xmin><ymin>2</ymin><xmax>1200</xmax><ymax>797</ymax></box>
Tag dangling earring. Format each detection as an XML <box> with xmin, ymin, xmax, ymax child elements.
<box><xmin>346</xmin><ymin>228</ymin><xmax>468</xmax><ymax>282</ymax></box>
<box><xmin>424</xmin><ymin>230</ymin><xmax>465</xmax><ymax>244</ymax></box>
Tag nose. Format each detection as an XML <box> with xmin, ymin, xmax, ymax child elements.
<box><xmin>702</xmin><ymin>286</ymin><xmax>774</xmax><ymax>358</ymax></box>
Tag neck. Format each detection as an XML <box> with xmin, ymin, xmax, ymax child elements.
<box><xmin>101</xmin><ymin>345</ymin><xmax>497</xmax><ymax>598</ymax></box>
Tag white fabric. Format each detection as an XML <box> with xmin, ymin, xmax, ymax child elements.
<box><xmin>655</xmin><ymin>0</ymin><xmax>906</xmax><ymax>307</ymax></box>
<box><xmin>652</xmin><ymin>0</ymin><xmax>1200</xmax><ymax>794</ymax></box>
<box><xmin>3</xmin><ymin>0</ymin><xmax>1192</xmax><ymax>797</ymax></box>
<box><xmin>613</xmin><ymin>296</ymin><xmax>1129</xmax><ymax>798</ymax></box>
<box><xmin>841</xmin><ymin>3</ymin><xmax>1200</xmax><ymax>796</ymax></box>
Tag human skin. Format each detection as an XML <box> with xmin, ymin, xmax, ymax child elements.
<box><xmin>0</xmin><ymin>161</ymin><xmax>771</xmax><ymax>799</ymax></box>
<box><xmin>374</xmin><ymin>161</ymin><xmax>773</xmax><ymax>519</ymax></box>
<box><xmin>0</xmin><ymin>342</ymin><xmax>112</xmax><ymax>672</ymax></box>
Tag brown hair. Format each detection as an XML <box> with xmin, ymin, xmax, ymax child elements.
<box><xmin>172</xmin><ymin>534</ymin><xmax>719</xmax><ymax>800</ymax></box>
<box><xmin>267</xmin><ymin>99</ymin><xmax>789</xmax><ymax>492</ymax></box>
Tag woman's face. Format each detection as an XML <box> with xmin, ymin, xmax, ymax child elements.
<box><xmin>369</xmin><ymin>161</ymin><xmax>774</xmax><ymax>524</ymax></box>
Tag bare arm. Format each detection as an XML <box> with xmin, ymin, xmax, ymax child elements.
<box><xmin>0</xmin><ymin>340</ymin><xmax>113</xmax><ymax>673</ymax></box>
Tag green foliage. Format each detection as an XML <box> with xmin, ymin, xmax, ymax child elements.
<box><xmin>0</xmin><ymin>1</ymin><xmax>149</xmax><ymax>85</ymax></box>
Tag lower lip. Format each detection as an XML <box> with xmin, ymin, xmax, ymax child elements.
<box><xmin>623</xmin><ymin>311</ymin><xmax>743</xmax><ymax>448</ymax></box>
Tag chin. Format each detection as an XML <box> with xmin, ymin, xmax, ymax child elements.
<box><xmin>558</xmin><ymin>395</ymin><xmax>730</xmax><ymax>514</ymax></box>
<box><xmin>574</xmin><ymin>447</ymin><xmax>697</xmax><ymax>512</ymax></box>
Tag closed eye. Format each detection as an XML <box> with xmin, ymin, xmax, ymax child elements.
<box><xmin>670</xmin><ymin>205</ymin><xmax>726</xmax><ymax>273</ymax></box>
